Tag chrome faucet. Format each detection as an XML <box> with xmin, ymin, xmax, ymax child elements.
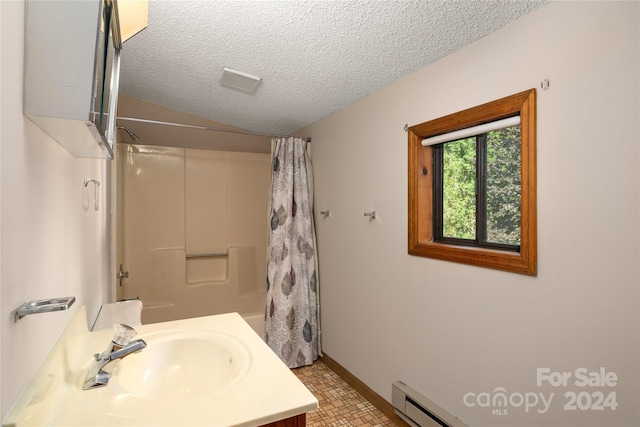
<box><xmin>83</xmin><ymin>324</ymin><xmax>147</xmax><ymax>390</ymax></box>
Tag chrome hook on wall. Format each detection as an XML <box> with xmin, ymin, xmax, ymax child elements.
<box><xmin>364</xmin><ymin>210</ymin><xmax>376</xmax><ymax>220</ymax></box>
<box><xmin>84</xmin><ymin>178</ymin><xmax>100</xmax><ymax>210</ymax></box>
<box><xmin>320</xmin><ymin>209</ymin><xmax>331</xmax><ymax>218</ymax></box>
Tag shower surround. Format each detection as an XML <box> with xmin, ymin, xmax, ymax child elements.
<box><xmin>117</xmin><ymin>144</ymin><xmax>270</xmax><ymax>324</ymax></box>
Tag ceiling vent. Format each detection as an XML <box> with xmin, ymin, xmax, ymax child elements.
<box><xmin>218</xmin><ymin>67</ymin><xmax>262</xmax><ymax>93</ymax></box>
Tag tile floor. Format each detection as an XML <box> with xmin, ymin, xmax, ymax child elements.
<box><xmin>293</xmin><ymin>359</ymin><xmax>397</xmax><ymax>426</ymax></box>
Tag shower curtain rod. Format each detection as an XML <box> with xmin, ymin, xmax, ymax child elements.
<box><xmin>116</xmin><ymin>116</ymin><xmax>311</xmax><ymax>142</ymax></box>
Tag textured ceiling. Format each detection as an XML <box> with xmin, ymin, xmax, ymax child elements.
<box><xmin>119</xmin><ymin>0</ymin><xmax>550</xmax><ymax>138</ymax></box>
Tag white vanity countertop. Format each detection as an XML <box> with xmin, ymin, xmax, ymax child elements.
<box><xmin>3</xmin><ymin>307</ymin><xmax>318</xmax><ymax>426</ymax></box>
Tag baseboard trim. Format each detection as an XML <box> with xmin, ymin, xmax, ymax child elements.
<box><xmin>319</xmin><ymin>353</ymin><xmax>409</xmax><ymax>426</ymax></box>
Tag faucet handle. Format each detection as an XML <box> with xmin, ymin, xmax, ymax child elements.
<box><xmin>112</xmin><ymin>324</ymin><xmax>137</xmax><ymax>347</ymax></box>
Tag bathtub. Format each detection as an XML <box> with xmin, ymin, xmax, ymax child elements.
<box><xmin>242</xmin><ymin>312</ymin><xmax>265</xmax><ymax>337</ymax></box>
<box><xmin>94</xmin><ymin>301</ymin><xmax>264</xmax><ymax>341</ymax></box>
<box><xmin>139</xmin><ymin>301</ymin><xmax>265</xmax><ymax>338</ymax></box>
<box><xmin>141</xmin><ymin>307</ymin><xmax>264</xmax><ymax>337</ymax></box>
<box><xmin>136</xmin><ymin>247</ymin><xmax>267</xmax><ymax>326</ymax></box>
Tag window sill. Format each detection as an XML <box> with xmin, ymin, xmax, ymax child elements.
<box><xmin>408</xmin><ymin>240</ymin><xmax>536</xmax><ymax>275</ymax></box>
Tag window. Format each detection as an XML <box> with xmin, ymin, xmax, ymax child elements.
<box><xmin>408</xmin><ymin>89</ymin><xmax>537</xmax><ymax>275</ymax></box>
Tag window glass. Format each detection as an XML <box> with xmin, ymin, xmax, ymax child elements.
<box><xmin>442</xmin><ymin>137</ymin><xmax>476</xmax><ymax>240</ymax></box>
<box><xmin>485</xmin><ymin>126</ymin><xmax>521</xmax><ymax>246</ymax></box>
<box><xmin>437</xmin><ymin>124</ymin><xmax>521</xmax><ymax>250</ymax></box>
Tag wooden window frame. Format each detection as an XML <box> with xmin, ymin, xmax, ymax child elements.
<box><xmin>408</xmin><ymin>89</ymin><xmax>537</xmax><ymax>275</ymax></box>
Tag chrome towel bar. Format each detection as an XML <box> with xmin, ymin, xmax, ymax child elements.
<box><xmin>185</xmin><ymin>253</ymin><xmax>228</xmax><ymax>259</ymax></box>
<box><xmin>13</xmin><ymin>296</ymin><xmax>76</xmax><ymax>322</ymax></box>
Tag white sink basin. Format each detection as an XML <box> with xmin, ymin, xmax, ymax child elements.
<box><xmin>113</xmin><ymin>329</ymin><xmax>251</xmax><ymax>402</ymax></box>
<box><xmin>3</xmin><ymin>309</ymin><xmax>317</xmax><ymax>426</ymax></box>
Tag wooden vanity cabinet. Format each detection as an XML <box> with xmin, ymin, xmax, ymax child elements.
<box><xmin>259</xmin><ymin>413</ymin><xmax>306</xmax><ymax>426</ymax></box>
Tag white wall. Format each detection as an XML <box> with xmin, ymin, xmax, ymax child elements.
<box><xmin>1</xmin><ymin>1</ymin><xmax>111</xmax><ymax>419</ymax></box>
<box><xmin>304</xmin><ymin>2</ymin><xmax>639</xmax><ymax>426</ymax></box>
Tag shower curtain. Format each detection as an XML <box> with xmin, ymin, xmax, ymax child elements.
<box><xmin>265</xmin><ymin>137</ymin><xmax>319</xmax><ymax>368</ymax></box>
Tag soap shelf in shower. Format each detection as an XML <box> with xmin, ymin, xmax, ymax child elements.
<box><xmin>13</xmin><ymin>296</ymin><xmax>76</xmax><ymax>323</ymax></box>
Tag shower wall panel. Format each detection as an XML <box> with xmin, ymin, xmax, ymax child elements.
<box><xmin>121</xmin><ymin>145</ymin><xmax>186</xmax><ymax>309</ymax></box>
<box><xmin>185</xmin><ymin>149</ymin><xmax>228</xmax><ymax>282</ymax></box>
<box><xmin>227</xmin><ymin>152</ymin><xmax>271</xmax><ymax>295</ymax></box>
<box><xmin>185</xmin><ymin>149</ymin><xmax>227</xmax><ymax>257</ymax></box>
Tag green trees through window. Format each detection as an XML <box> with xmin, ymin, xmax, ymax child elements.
<box><xmin>485</xmin><ymin>126</ymin><xmax>521</xmax><ymax>246</ymax></box>
<box><xmin>442</xmin><ymin>137</ymin><xmax>477</xmax><ymax>240</ymax></box>
<box><xmin>437</xmin><ymin>125</ymin><xmax>521</xmax><ymax>249</ymax></box>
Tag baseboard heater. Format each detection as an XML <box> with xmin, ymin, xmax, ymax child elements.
<box><xmin>392</xmin><ymin>381</ymin><xmax>469</xmax><ymax>427</ymax></box>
